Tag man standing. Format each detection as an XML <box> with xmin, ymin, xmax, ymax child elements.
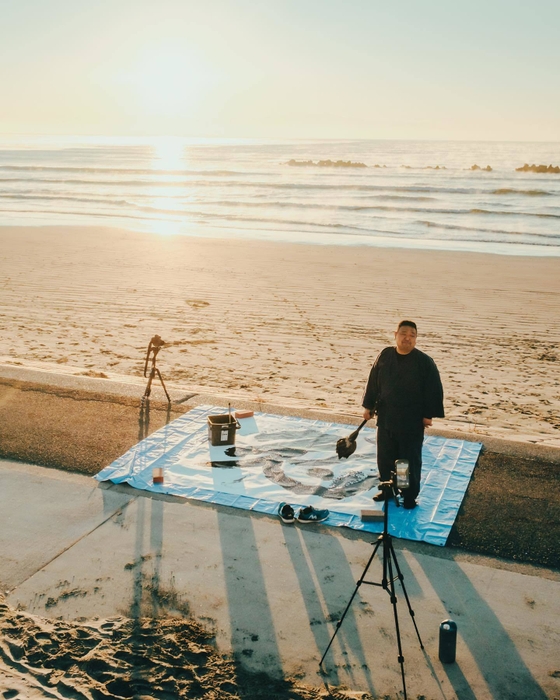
<box><xmin>362</xmin><ymin>320</ymin><xmax>444</xmax><ymax>509</ymax></box>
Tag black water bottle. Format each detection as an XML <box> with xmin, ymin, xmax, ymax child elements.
<box><xmin>438</xmin><ymin>619</ymin><xmax>457</xmax><ymax>663</ymax></box>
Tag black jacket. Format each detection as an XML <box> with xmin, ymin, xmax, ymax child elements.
<box><xmin>362</xmin><ymin>347</ymin><xmax>444</xmax><ymax>433</ymax></box>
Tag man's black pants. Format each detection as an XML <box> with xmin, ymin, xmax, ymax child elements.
<box><xmin>376</xmin><ymin>424</ymin><xmax>424</xmax><ymax>501</ymax></box>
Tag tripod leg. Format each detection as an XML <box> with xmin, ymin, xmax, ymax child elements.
<box><xmin>155</xmin><ymin>368</ymin><xmax>171</xmax><ymax>404</ymax></box>
<box><xmin>388</xmin><ymin>542</ymin><xmax>424</xmax><ymax>649</ymax></box>
<box><xmin>320</xmin><ymin>538</ymin><xmax>382</xmax><ymax>667</ymax></box>
<box><xmin>143</xmin><ymin>368</ymin><xmax>156</xmax><ymax>401</ymax></box>
<box><xmin>386</xmin><ymin>550</ymin><xmax>408</xmax><ymax>700</ymax></box>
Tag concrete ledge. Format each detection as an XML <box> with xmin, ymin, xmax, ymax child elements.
<box><xmin>2</xmin><ymin>359</ymin><xmax>559</xmax><ymax>464</ymax></box>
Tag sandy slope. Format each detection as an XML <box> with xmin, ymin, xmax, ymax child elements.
<box><xmin>1</xmin><ymin>592</ymin><xmax>358</xmax><ymax>699</ymax></box>
<box><xmin>1</xmin><ymin>225</ymin><xmax>559</xmax><ymax>438</ymax></box>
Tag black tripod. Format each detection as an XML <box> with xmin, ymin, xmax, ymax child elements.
<box><xmin>142</xmin><ymin>335</ymin><xmax>171</xmax><ymax>404</ymax></box>
<box><xmin>319</xmin><ymin>476</ymin><xmax>424</xmax><ymax>700</ymax></box>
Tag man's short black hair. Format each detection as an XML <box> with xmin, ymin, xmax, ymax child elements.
<box><xmin>398</xmin><ymin>320</ymin><xmax>417</xmax><ymax>332</ymax></box>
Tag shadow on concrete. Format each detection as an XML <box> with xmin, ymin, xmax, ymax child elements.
<box><xmin>388</xmin><ymin>542</ymin><xmax>424</xmax><ymax>599</ymax></box>
<box><xmin>304</xmin><ymin>527</ymin><xmax>430</xmax><ymax>698</ymax></box>
<box><xmin>281</xmin><ymin>526</ymin><xmax>343</xmax><ymax>688</ymax></box>
<box><xmin>437</xmin><ymin>659</ymin><xmax>477</xmax><ymax>700</ymax></box>
<box><xmin>98</xmin><ymin>481</ymin><xmax>137</xmax><ymax>519</ymax></box>
<box><xmin>302</xmin><ymin>526</ymin><xmax>379</xmax><ymax>695</ymax></box>
<box><xmin>122</xmin><ymin>494</ymin><xmax>168</xmax><ymax>620</ymax></box>
<box><xmin>99</xmin><ymin>480</ymin><xmax>186</xmax><ymax>505</ymax></box>
<box><xmin>149</xmin><ymin>498</ymin><xmax>164</xmax><ymax>614</ymax></box>
<box><xmin>217</xmin><ymin>509</ymin><xmax>284</xmax><ymax>681</ymax></box>
<box><xmin>416</xmin><ymin>554</ymin><xmax>548</xmax><ymax>699</ymax></box>
<box><xmin>128</xmin><ymin>496</ymin><xmax>146</xmax><ymax>687</ymax></box>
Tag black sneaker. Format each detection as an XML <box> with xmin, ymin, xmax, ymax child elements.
<box><xmin>403</xmin><ymin>499</ymin><xmax>417</xmax><ymax>510</ymax></box>
<box><xmin>297</xmin><ymin>505</ymin><xmax>329</xmax><ymax>524</ymax></box>
<box><xmin>373</xmin><ymin>491</ymin><xmax>388</xmax><ymax>502</ymax></box>
<box><xmin>278</xmin><ymin>502</ymin><xmax>295</xmax><ymax>523</ymax></box>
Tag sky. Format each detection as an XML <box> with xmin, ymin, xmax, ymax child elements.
<box><xmin>1</xmin><ymin>0</ymin><xmax>559</xmax><ymax>141</ymax></box>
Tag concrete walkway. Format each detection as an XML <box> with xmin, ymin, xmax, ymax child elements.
<box><xmin>2</xmin><ymin>458</ymin><xmax>559</xmax><ymax>699</ymax></box>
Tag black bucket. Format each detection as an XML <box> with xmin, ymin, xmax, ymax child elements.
<box><xmin>207</xmin><ymin>414</ymin><xmax>241</xmax><ymax>446</ymax></box>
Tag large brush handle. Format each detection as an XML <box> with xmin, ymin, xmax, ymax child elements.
<box><xmin>348</xmin><ymin>419</ymin><xmax>368</xmax><ymax>442</ymax></box>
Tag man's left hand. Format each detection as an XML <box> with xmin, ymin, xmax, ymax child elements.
<box><xmin>423</xmin><ymin>418</ymin><xmax>433</xmax><ymax>427</ymax></box>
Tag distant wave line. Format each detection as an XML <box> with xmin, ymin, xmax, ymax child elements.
<box><xmin>216</xmin><ymin>221</ymin><xmax>560</xmax><ymax>248</ymax></box>
<box><xmin>2</xmin><ymin>162</ymin><xmax>558</xmax><ymax>189</ymax></box>
<box><xmin>2</xmin><ymin>191</ymin><xmax>558</xmax><ymax>221</ymax></box>
<box><xmin>492</xmin><ymin>188</ymin><xmax>552</xmax><ymax>196</ymax></box>
<box><xmin>200</xmin><ymin>198</ymin><xmax>560</xmax><ymax>216</ymax></box>
<box><xmin>118</xmin><ymin>202</ymin><xmax>560</xmax><ymax>239</ymax></box>
<box><xmin>0</xmin><ymin>192</ymin><xmax>439</xmax><ymax>209</ymax></box>
<box><xmin>0</xmin><ymin>202</ymin><xmax>441</xmax><ymax>234</ymax></box>
<box><xmin>469</xmin><ymin>208</ymin><xmax>560</xmax><ymax>220</ymax></box>
<box><xmin>2</xmin><ymin>174</ymin><xmax>556</xmax><ymax>198</ymax></box>
<box><xmin>418</xmin><ymin>219</ymin><xmax>557</xmax><ymax>241</ymax></box>
<box><xmin>0</xmin><ymin>164</ymin><xmax>252</xmax><ymax>177</ymax></box>
<box><xmin>1</xmin><ymin>205</ymin><xmax>558</xmax><ymax>247</ymax></box>
<box><xmin>0</xmin><ymin>193</ymin><xmax>131</xmax><ymax>207</ymax></box>
<box><xmin>0</xmin><ymin>206</ymin><xmax>173</xmax><ymax>225</ymax></box>
<box><xmin>4</xmin><ymin>193</ymin><xmax>551</xmax><ymax>238</ymax></box>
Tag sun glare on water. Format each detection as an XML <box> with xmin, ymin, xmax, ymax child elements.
<box><xmin>151</xmin><ymin>137</ymin><xmax>187</xmax><ymax>171</ymax></box>
<box><xmin>145</xmin><ymin>137</ymin><xmax>188</xmax><ymax>236</ymax></box>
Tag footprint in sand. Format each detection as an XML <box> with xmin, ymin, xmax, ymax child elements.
<box><xmin>185</xmin><ymin>299</ymin><xmax>210</xmax><ymax>309</ymax></box>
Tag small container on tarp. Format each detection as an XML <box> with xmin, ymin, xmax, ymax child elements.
<box><xmin>361</xmin><ymin>509</ymin><xmax>384</xmax><ymax>522</ymax></box>
<box><xmin>235</xmin><ymin>409</ymin><xmax>254</xmax><ymax>420</ymax></box>
<box><xmin>207</xmin><ymin>413</ymin><xmax>241</xmax><ymax>446</ymax></box>
<box><xmin>152</xmin><ymin>467</ymin><xmax>164</xmax><ymax>484</ymax></box>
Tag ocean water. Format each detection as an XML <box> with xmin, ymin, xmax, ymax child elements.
<box><xmin>1</xmin><ymin>136</ymin><xmax>559</xmax><ymax>256</ymax></box>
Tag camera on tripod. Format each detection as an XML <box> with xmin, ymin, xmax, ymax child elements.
<box><xmin>378</xmin><ymin>459</ymin><xmax>410</xmax><ymax>505</ymax></box>
<box><xmin>395</xmin><ymin>459</ymin><xmax>410</xmax><ymax>489</ymax></box>
<box><xmin>320</xmin><ymin>456</ymin><xmax>423</xmax><ymax>700</ymax></box>
<box><xmin>142</xmin><ymin>334</ymin><xmax>171</xmax><ymax>404</ymax></box>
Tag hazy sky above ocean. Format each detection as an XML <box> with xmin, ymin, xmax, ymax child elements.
<box><xmin>1</xmin><ymin>0</ymin><xmax>559</xmax><ymax>141</ymax></box>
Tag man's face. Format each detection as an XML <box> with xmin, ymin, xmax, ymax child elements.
<box><xmin>395</xmin><ymin>325</ymin><xmax>417</xmax><ymax>354</ymax></box>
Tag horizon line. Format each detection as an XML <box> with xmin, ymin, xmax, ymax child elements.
<box><xmin>1</xmin><ymin>134</ymin><xmax>560</xmax><ymax>145</ymax></box>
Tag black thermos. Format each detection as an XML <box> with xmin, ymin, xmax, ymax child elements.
<box><xmin>438</xmin><ymin>619</ymin><xmax>457</xmax><ymax>663</ymax></box>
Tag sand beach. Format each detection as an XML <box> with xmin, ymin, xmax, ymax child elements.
<box><xmin>1</xmin><ymin>224</ymin><xmax>560</xmax><ymax>699</ymax></box>
<box><xmin>1</xmin><ymin>224</ymin><xmax>559</xmax><ymax>441</ymax></box>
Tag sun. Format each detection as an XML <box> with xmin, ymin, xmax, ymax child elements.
<box><xmin>124</xmin><ymin>46</ymin><xmax>211</xmax><ymax>118</ymax></box>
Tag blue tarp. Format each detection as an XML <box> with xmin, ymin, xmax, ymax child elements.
<box><xmin>95</xmin><ymin>405</ymin><xmax>482</xmax><ymax>546</ymax></box>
